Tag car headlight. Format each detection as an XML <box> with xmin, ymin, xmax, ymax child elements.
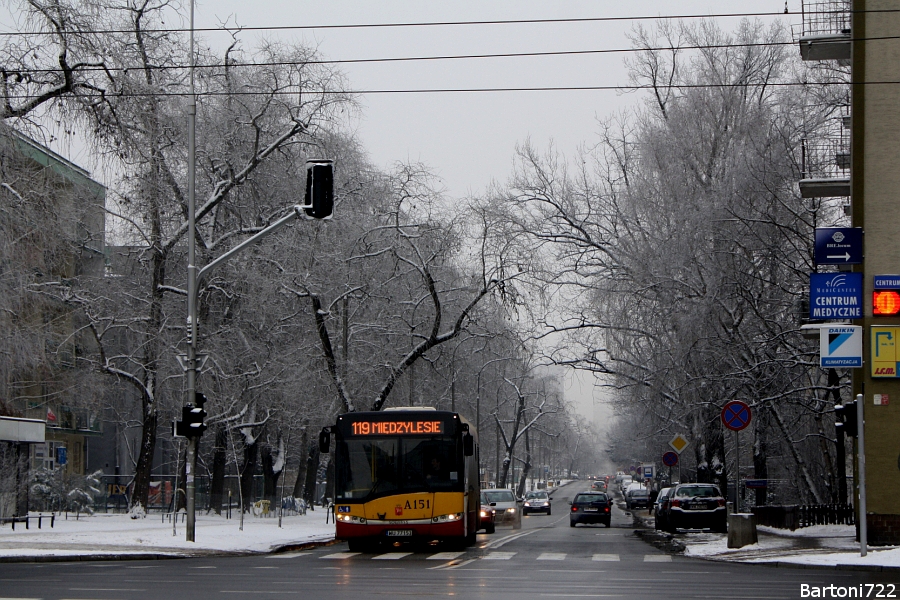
<box><xmin>507</xmin><ymin>508</ymin><xmax>517</xmax><ymax>513</ymax></box>
<box><xmin>480</xmin><ymin>510</ymin><xmax>489</xmax><ymax>517</ymax></box>
<box><xmin>432</xmin><ymin>513</ymin><xmax>462</xmax><ymax>523</ymax></box>
<box><xmin>524</xmin><ymin>502</ymin><xmax>531</xmax><ymax>507</ymax></box>
<box><xmin>337</xmin><ymin>514</ymin><xmax>367</xmax><ymax>524</ymax></box>
<box><xmin>542</xmin><ymin>502</ymin><xmax>550</xmax><ymax>506</ymax></box>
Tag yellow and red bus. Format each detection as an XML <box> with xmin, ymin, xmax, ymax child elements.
<box><xmin>319</xmin><ymin>408</ymin><xmax>479</xmax><ymax>551</ymax></box>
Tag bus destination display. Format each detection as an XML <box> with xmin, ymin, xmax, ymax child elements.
<box><xmin>350</xmin><ymin>420</ymin><xmax>444</xmax><ymax>436</ymax></box>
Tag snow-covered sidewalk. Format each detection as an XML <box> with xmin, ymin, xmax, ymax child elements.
<box><xmin>0</xmin><ymin>510</ymin><xmax>336</xmax><ymax>560</ymax></box>
<box><xmin>680</xmin><ymin>524</ymin><xmax>900</xmax><ymax>570</ymax></box>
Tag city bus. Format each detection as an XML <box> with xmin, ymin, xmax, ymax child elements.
<box><xmin>319</xmin><ymin>408</ymin><xmax>479</xmax><ymax>551</ymax></box>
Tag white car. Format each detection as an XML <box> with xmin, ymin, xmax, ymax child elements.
<box><xmin>482</xmin><ymin>489</ymin><xmax>522</xmax><ymax>529</ymax></box>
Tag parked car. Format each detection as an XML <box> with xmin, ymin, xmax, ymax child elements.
<box><xmin>625</xmin><ymin>486</ymin><xmax>651</xmax><ymax>510</ymax></box>
<box><xmin>523</xmin><ymin>490</ymin><xmax>552</xmax><ymax>515</ymax></box>
<box><xmin>663</xmin><ymin>483</ymin><xmax>727</xmax><ymax>533</ymax></box>
<box><xmin>618</xmin><ymin>477</ymin><xmax>635</xmax><ymax>494</ymax></box>
<box><xmin>590</xmin><ymin>480</ymin><xmax>608</xmax><ymax>493</ymax></box>
<box><xmin>653</xmin><ymin>487</ymin><xmax>672</xmax><ymax>531</ymax></box>
<box><xmin>569</xmin><ymin>492</ymin><xmax>612</xmax><ymax>527</ymax></box>
<box><xmin>483</xmin><ymin>489</ymin><xmax>522</xmax><ymax>529</ymax></box>
<box><xmin>478</xmin><ymin>491</ymin><xmax>496</xmax><ymax>534</ymax></box>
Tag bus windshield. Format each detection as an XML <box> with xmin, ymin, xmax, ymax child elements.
<box><xmin>335</xmin><ymin>434</ymin><xmax>462</xmax><ymax>501</ymax></box>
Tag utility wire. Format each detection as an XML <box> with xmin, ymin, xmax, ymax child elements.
<box><xmin>7</xmin><ymin>35</ymin><xmax>900</xmax><ymax>77</ymax></box>
<box><xmin>0</xmin><ymin>9</ymin><xmax>897</xmax><ymax>38</ymax></box>
<box><xmin>3</xmin><ymin>80</ymin><xmax>889</xmax><ymax>101</ymax></box>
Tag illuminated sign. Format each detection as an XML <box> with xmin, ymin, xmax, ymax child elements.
<box><xmin>350</xmin><ymin>420</ymin><xmax>444</xmax><ymax>435</ymax></box>
<box><xmin>873</xmin><ymin>275</ymin><xmax>900</xmax><ymax>316</ymax></box>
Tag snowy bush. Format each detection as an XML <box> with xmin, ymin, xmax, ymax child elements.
<box><xmin>129</xmin><ymin>502</ymin><xmax>147</xmax><ymax>519</ymax></box>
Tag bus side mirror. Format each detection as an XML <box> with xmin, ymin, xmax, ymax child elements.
<box><xmin>318</xmin><ymin>428</ymin><xmax>331</xmax><ymax>453</ymax></box>
<box><xmin>463</xmin><ymin>433</ymin><xmax>474</xmax><ymax>456</ymax></box>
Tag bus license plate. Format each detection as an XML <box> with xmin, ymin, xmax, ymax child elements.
<box><xmin>386</xmin><ymin>530</ymin><xmax>413</xmax><ymax>537</ymax></box>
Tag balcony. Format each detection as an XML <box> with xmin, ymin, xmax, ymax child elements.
<box><xmin>799</xmin><ymin>136</ymin><xmax>851</xmax><ymax>198</ymax></box>
<box><xmin>798</xmin><ymin>0</ymin><xmax>851</xmax><ymax>62</ymax></box>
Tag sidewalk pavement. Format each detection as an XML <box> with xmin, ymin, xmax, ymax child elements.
<box><xmin>631</xmin><ymin>510</ymin><xmax>900</xmax><ymax>572</ymax></box>
<box><xmin>0</xmin><ymin>510</ymin><xmax>337</xmax><ymax>563</ymax></box>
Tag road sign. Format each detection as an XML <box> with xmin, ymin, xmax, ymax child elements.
<box><xmin>809</xmin><ymin>272</ymin><xmax>863</xmax><ymax>319</ymax></box>
<box><xmin>668</xmin><ymin>434</ymin><xmax>689</xmax><ymax>454</ymax></box>
<box><xmin>642</xmin><ymin>464</ymin><xmax>655</xmax><ymax>479</ymax></box>
<box><xmin>819</xmin><ymin>325</ymin><xmax>862</xmax><ymax>368</ymax></box>
<box><xmin>871</xmin><ymin>326</ymin><xmax>900</xmax><ymax>378</ymax></box>
<box><xmin>721</xmin><ymin>401</ymin><xmax>752</xmax><ymax>431</ymax></box>
<box><xmin>662</xmin><ymin>451</ymin><xmax>678</xmax><ymax>467</ymax></box>
<box><xmin>815</xmin><ymin>227</ymin><xmax>863</xmax><ymax>265</ymax></box>
<box><xmin>628</xmin><ymin>465</ymin><xmax>636</xmax><ymax>473</ymax></box>
<box><xmin>745</xmin><ymin>479</ymin><xmax>768</xmax><ymax>489</ymax></box>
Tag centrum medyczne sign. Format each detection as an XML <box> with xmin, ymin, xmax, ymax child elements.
<box><xmin>809</xmin><ymin>272</ymin><xmax>863</xmax><ymax>319</ymax></box>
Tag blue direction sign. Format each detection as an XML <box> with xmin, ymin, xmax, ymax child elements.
<box><xmin>815</xmin><ymin>228</ymin><xmax>863</xmax><ymax>265</ymax></box>
<box><xmin>809</xmin><ymin>272</ymin><xmax>863</xmax><ymax>319</ymax></box>
<box><xmin>662</xmin><ymin>451</ymin><xmax>679</xmax><ymax>467</ymax></box>
<box><xmin>721</xmin><ymin>400</ymin><xmax>751</xmax><ymax>431</ymax></box>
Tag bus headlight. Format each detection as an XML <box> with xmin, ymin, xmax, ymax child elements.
<box><xmin>432</xmin><ymin>513</ymin><xmax>462</xmax><ymax>523</ymax></box>
<box><xmin>337</xmin><ymin>514</ymin><xmax>367</xmax><ymax>524</ymax></box>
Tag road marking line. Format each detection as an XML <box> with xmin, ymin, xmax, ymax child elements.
<box><xmin>537</xmin><ymin>552</ymin><xmax>567</xmax><ymax>560</ymax></box>
<box><xmin>320</xmin><ymin>552</ymin><xmax>360</xmax><ymax>559</ymax></box>
<box><xmin>484</xmin><ymin>529</ymin><xmax>537</xmax><ymax>548</ymax></box>
<box><xmin>427</xmin><ymin>551</ymin><xmax>465</xmax><ymax>560</ymax></box>
<box><xmin>252</xmin><ymin>566</ymin><xmax>279</xmax><ymax>569</ymax></box>
<box><xmin>266</xmin><ymin>552</ymin><xmax>311</xmax><ymax>559</ymax></box>
<box><xmin>484</xmin><ymin>551</ymin><xmax>516</xmax><ymax>560</ymax></box>
<box><xmin>592</xmin><ymin>554</ymin><xmax>620</xmax><ymax>561</ymax></box>
<box><xmin>643</xmin><ymin>555</ymin><xmax>671</xmax><ymax>562</ymax></box>
<box><xmin>372</xmin><ymin>552</ymin><xmax>413</xmax><ymax>560</ymax></box>
<box><xmin>429</xmin><ymin>558</ymin><xmax>477</xmax><ymax>570</ymax></box>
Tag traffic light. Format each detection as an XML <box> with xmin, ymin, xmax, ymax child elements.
<box><xmin>834</xmin><ymin>401</ymin><xmax>858</xmax><ymax>437</ymax></box>
<box><xmin>173</xmin><ymin>393</ymin><xmax>208</xmax><ymax>438</ymax></box>
<box><xmin>303</xmin><ymin>159</ymin><xmax>334</xmax><ymax>219</ymax></box>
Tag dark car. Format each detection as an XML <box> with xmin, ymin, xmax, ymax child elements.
<box><xmin>653</xmin><ymin>487</ymin><xmax>672</xmax><ymax>531</ymax></box>
<box><xmin>522</xmin><ymin>490</ymin><xmax>552</xmax><ymax>515</ymax></box>
<box><xmin>478</xmin><ymin>492</ymin><xmax>496</xmax><ymax>534</ymax></box>
<box><xmin>569</xmin><ymin>492</ymin><xmax>611</xmax><ymax>527</ymax></box>
<box><xmin>664</xmin><ymin>483</ymin><xmax>727</xmax><ymax>533</ymax></box>
<box><xmin>590</xmin><ymin>480</ymin><xmax>608</xmax><ymax>493</ymax></box>
<box><xmin>624</xmin><ymin>486</ymin><xmax>651</xmax><ymax>510</ymax></box>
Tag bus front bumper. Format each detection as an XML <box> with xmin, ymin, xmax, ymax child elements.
<box><xmin>336</xmin><ymin>519</ymin><xmax>466</xmax><ymax>541</ymax></box>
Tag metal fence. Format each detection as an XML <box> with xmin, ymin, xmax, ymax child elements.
<box><xmin>752</xmin><ymin>503</ymin><xmax>855</xmax><ymax>530</ymax></box>
<box><xmin>801</xmin><ymin>0</ymin><xmax>851</xmax><ymax>36</ymax></box>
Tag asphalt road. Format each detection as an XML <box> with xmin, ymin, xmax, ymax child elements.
<box><xmin>1</xmin><ymin>482</ymin><xmax>896</xmax><ymax>600</ymax></box>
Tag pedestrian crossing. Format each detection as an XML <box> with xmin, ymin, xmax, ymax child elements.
<box><xmin>278</xmin><ymin>551</ymin><xmax>673</xmax><ymax>564</ymax></box>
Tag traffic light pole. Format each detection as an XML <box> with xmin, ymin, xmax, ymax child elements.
<box><xmin>185</xmin><ymin>0</ymin><xmax>198</xmax><ymax>543</ymax></box>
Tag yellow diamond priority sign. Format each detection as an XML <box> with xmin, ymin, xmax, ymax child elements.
<box><xmin>669</xmin><ymin>434</ymin><xmax>689</xmax><ymax>454</ymax></box>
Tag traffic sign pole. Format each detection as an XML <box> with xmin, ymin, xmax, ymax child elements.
<box><xmin>721</xmin><ymin>401</ymin><xmax>752</xmax><ymax>514</ymax></box>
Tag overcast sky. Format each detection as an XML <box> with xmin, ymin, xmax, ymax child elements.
<box><xmin>191</xmin><ymin>0</ymin><xmax>799</xmax><ymax>427</ymax></box>
<box><xmin>194</xmin><ymin>0</ymin><xmax>799</xmax><ymax>202</ymax></box>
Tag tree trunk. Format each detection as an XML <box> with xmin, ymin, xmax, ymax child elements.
<box><xmin>753</xmin><ymin>406</ymin><xmax>768</xmax><ymax>506</ymax></box>
<box><xmin>516</xmin><ymin>429</ymin><xmax>531</xmax><ymax>498</ymax></box>
<box><xmin>302</xmin><ymin>446</ymin><xmax>320</xmax><ymax>507</ymax></box>
<box><xmin>131</xmin><ymin>406</ymin><xmax>158</xmax><ymax>510</ymax></box>
<box><xmin>240</xmin><ymin>440</ymin><xmax>258</xmax><ymax>512</ymax></box>
<box><xmin>209</xmin><ymin>426</ymin><xmax>227</xmax><ymax>514</ymax></box>
<box><xmin>261</xmin><ymin>445</ymin><xmax>280</xmax><ymax>503</ymax></box>
<box><xmin>292</xmin><ymin>429</ymin><xmax>309</xmax><ymax>498</ymax></box>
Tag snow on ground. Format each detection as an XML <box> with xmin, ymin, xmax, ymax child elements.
<box><xmin>681</xmin><ymin>524</ymin><xmax>900</xmax><ymax>568</ymax></box>
<box><xmin>0</xmin><ymin>510</ymin><xmax>336</xmax><ymax>557</ymax></box>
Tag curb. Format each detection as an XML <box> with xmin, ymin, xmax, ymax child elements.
<box><xmin>0</xmin><ymin>538</ymin><xmax>339</xmax><ymax>564</ymax></box>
